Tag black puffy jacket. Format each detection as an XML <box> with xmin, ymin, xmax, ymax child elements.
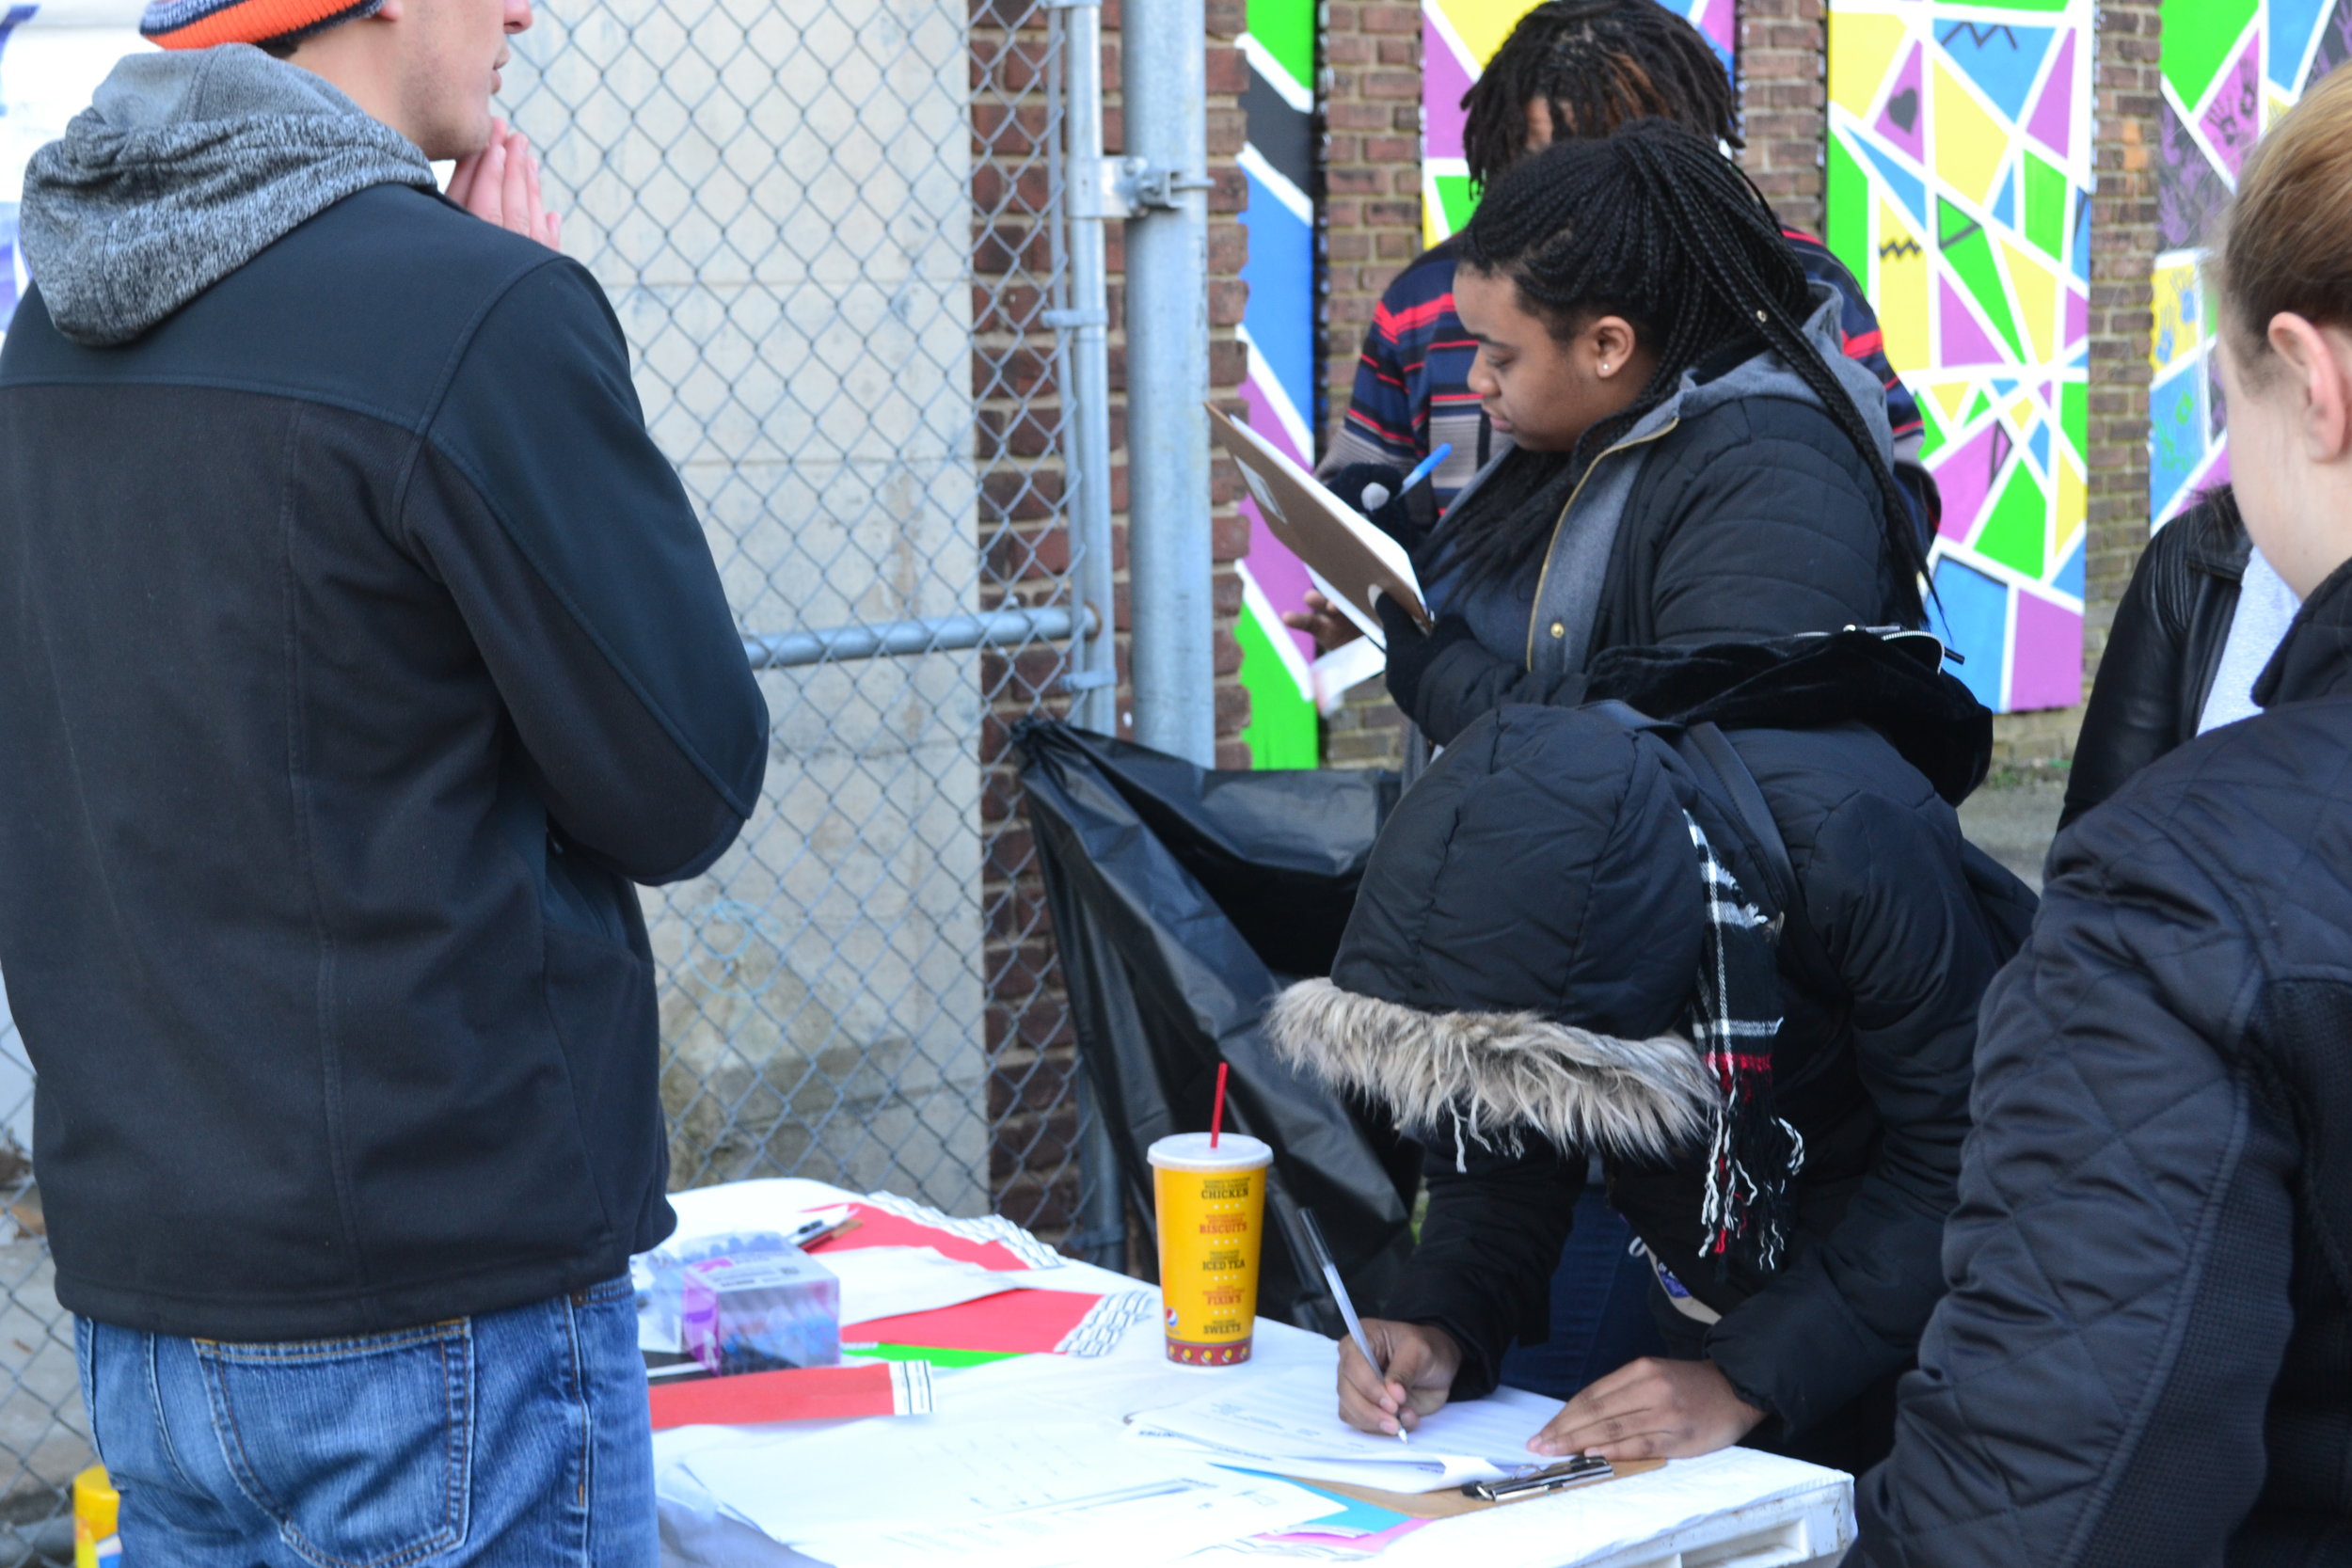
<box><xmin>1268</xmin><ymin>703</ymin><xmax>2016</xmax><ymax>1467</ymax></box>
<box><xmin>1391</xmin><ymin>315</ymin><xmax>1916</xmax><ymax>746</ymax></box>
<box><xmin>2059</xmin><ymin>488</ymin><xmax>2249</xmax><ymax>830</ymax></box>
<box><xmin>1856</xmin><ymin>559</ymin><xmax>2352</xmax><ymax>1565</ymax></box>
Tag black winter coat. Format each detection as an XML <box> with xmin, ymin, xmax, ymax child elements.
<box><xmin>1268</xmin><ymin>705</ymin><xmax>2013</xmax><ymax>1465</ymax></box>
<box><xmin>1856</xmin><ymin>557</ymin><xmax>2352</xmax><ymax>1566</ymax></box>
<box><xmin>2059</xmin><ymin>488</ymin><xmax>2249</xmax><ymax>830</ymax></box>
<box><xmin>1394</xmin><ymin>386</ymin><xmax>1914</xmax><ymax>746</ymax></box>
<box><xmin>0</xmin><ymin>186</ymin><xmax>770</xmax><ymax>1338</ymax></box>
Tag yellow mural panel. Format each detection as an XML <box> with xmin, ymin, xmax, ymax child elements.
<box><xmin>1828</xmin><ymin>11</ymin><xmax>1909</xmax><ymax>119</ymax></box>
<box><xmin>1430</xmin><ymin>0</ymin><xmax>1541</xmax><ymax>73</ymax></box>
<box><xmin>1877</xmin><ymin>200</ymin><xmax>1930</xmax><ymax>372</ymax></box>
<box><xmin>1931</xmin><ymin>61</ymin><xmax>2008</xmax><ymax>206</ymax></box>
<box><xmin>2003</xmin><ymin>240</ymin><xmax>2058</xmax><ymax>363</ymax></box>
<box><xmin>2152</xmin><ymin>258</ymin><xmax>2202</xmax><ymax>372</ymax></box>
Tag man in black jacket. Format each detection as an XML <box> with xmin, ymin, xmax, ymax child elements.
<box><xmin>1856</xmin><ymin>73</ymin><xmax>2352</xmax><ymax>1565</ymax></box>
<box><xmin>1268</xmin><ymin>689</ymin><xmax>2017</xmax><ymax>1474</ymax></box>
<box><xmin>0</xmin><ymin>0</ymin><xmax>766</xmax><ymax>1559</ymax></box>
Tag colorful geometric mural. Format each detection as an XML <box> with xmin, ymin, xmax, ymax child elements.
<box><xmin>1825</xmin><ymin>1</ymin><xmax>2094</xmax><ymax>714</ymax></box>
<box><xmin>2150</xmin><ymin>0</ymin><xmax>2351</xmax><ymax>525</ymax></box>
<box><xmin>1421</xmin><ymin>0</ymin><xmax>1734</xmax><ymax>246</ymax></box>
<box><xmin>1234</xmin><ymin>0</ymin><xmax>1323</xmax><ymax>768</ymax></box>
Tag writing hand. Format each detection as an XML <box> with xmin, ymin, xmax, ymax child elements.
<box><xmin>1527</xmin><ymin>1357</ymin><xmax>1765</xmax><ymax>1462</ymax></box>
<box><xmin>1337</xmin><ymin>1319</ymin><xmax>1461</xmax><ymax>1437</ymax></box>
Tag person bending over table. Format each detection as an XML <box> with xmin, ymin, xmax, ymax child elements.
<box><xmin>1268</xmin><ymin>697</ymin><xmax>2017</xmax><ymax>1475</ymax></box>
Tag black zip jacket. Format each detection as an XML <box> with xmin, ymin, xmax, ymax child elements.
<box><xmin>2058</xmin><ymin>487</ymin><xmax>2248</xmax><ymax>830</ymax></box>
<box><xmin>0</xmin><ymin>185</ymin><xmax>770</xmax><ymax>1338</ymax></box>
<box><xmin>1856</xmin><ymin>557</ymin><xmax>2352</xmax><ymax>1566</ymax></box>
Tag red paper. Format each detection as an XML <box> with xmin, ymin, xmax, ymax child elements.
<box><xmin>842</xmin><ymin>1289</ymin><xmax>1101</xmax><ymax>1354</ymax></box>
<box><xmin>803</xmin><ymin>1203</ymin><xmax>1036</xmax><ymax>1273</ymax></box>
<box><xmin>648</xmin><ymin>1364</ymin><xmax>905</xmax><ymax>1431</ymax></box>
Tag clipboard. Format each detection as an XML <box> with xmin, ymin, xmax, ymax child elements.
<box><xmin>1282</xmin><ymin>1458</ymin><xmax>1666</xmax><ymax>1520</ymax></box>
<box><xmin>1208</xmin><ymin>404</ymin><xmax>1430</xmax><ymax>644</ymax></box>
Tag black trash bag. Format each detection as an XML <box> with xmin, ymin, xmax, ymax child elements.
<box><xmin>1014</xmin><ymin>719</ymin><xmax>1419</xmax><ymax>1334</ymax></box>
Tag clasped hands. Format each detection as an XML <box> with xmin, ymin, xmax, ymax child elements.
<box><xmin>446</xmin><ymin>119</ymin><xmax>563</xmax><ymax>252</ymax></box>
<box><xmin>1337</xmin><ymin>1318</ymin><xmax>1765</xmax><ymax>1462</ymax></box>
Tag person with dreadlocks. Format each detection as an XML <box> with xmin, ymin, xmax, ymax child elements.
<box><xmin>1305</xmin><ymin>0</ymin><xmax>1929</xmax><ymax>537</ymax></box>
<box><xmin>1354</xmin><ymin>119</ymin><xmax>1933</xmax><ymax>750</ymax></box>
<box><xmin>1266</xmin><ymin>634</ymin><xmax>2027</xmax><ymax>1474</ymax></box>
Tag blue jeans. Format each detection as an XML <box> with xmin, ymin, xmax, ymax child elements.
<box><xmin>76</xmin><ymin>1277</ymin><xmax>655</xmax><ymax>1568</ymax></box>
<box><xmin>1497</xmin><ymin>1188</ymin><xmax>1668</xmax><ymax>1400</ymax></box>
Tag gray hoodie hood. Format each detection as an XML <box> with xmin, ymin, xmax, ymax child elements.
<box><xmin>21</xmin><ymin>44</ymin><xmax>436</xmax><ymax>346</ymax></box>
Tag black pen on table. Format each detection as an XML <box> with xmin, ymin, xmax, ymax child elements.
<box><xmin>1298</xmin><ymin>1207</ymin><xmax>1408</xmax><ymax>1445</ymax></box>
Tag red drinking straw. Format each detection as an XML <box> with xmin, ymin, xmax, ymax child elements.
<box><xmin>1209</xmin><ymin>1062</ymin><xmax>1230</xmax><ymax>1149</ymax></box>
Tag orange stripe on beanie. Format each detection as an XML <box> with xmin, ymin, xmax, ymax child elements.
<box><xmin>140</xmin><ymin>0</ymin><xmax>381</xmax><ymax>50</ymax></box>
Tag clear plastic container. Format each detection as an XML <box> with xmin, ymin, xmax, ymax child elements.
<box><xmin>682</xmin><ymin>1250</ymin><xmax>842</xmax><ymax>1375</ymax></box>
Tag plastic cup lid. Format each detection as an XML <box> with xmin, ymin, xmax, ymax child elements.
<box><xmin>1148</xmin><ymin>1132</ymin><xmax>1272</xmax><ymax>1170</ymax></box>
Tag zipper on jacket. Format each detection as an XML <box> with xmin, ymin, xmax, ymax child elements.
<box><xmin>1522</xmin><ymin>418</ymin><xmax>1682</xmax><ymax>668</ymax></box>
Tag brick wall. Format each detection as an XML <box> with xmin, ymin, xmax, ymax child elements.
<box><xmin>977</xmin><ymin>0</ymin><xmax>1253</xmax><ymax>1241</ymax></box>
<box><xmin>1737</xmin><ymin>0</ymin><xmax>1827</xmax><ymax>234</ymax></box>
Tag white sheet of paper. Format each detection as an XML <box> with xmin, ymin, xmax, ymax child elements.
<box><xmin>681</xmin><ymin>1418</ymin><xmax>1220</xmax><ymax>1544</ymax></box>
<box><xmin>813</xmin><ymin>1246</ymin><xmax>1017</xmax><ymax>1327</ymax></box>
<box><xmin>783</xmin><ymin>1466</ymin><xmax>1339</xmax><ymax>1568</ymax></box>
<box><xmin>1125</xmin><ymin>1362</ymin><xmax>1563</xmax><ymax>1492</ymax></box>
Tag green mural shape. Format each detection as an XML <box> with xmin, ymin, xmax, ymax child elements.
<box><xmin>1235</xmin><ymin>606</ymin><xmax>1319</xmax><ymax>769</ymax></box>
<box><xmin>1246</xmin><ymin>0</ymin><xmax>1313</xmax><ymax>93</ymax></box>
<box><xmin>2023</xmin><ymin>153</ymin><xmax>2069</xmax><ymax>261</ymax></box>
<box><xmin>2062</xmin><ymin>381</ymin><xmax>2087</xmax><ymax>462</ymax></box>
<box><xmin>1917</xmin><ymin>392</ymin><xmax>1947</xmax><ymax>461</ymax></box>
<box><xmin>1966</xmin><ymin>388</ymin><xmax>1994</xmax><ymax>424</ymax></box>
<box><xmin>1435</xmin><ymin>173</ymin><xmax>1478</xmax><ymax>238</ymax></box>
<box><xmin>1939</xmin><ymin>198</ymin><xmax>2026</xmax><ymax>360</ymax></box>
<box><xmin>1827</xmin><ymin>133</ymin><xmax>1870</xmax><ymax>288</ymax></box>
<box><xmin>1975</xmin><ymin>458</ymin><xmax>2049</xmax><ymax>578</ymax></box>
<box><xmin>2162</xmin><ymin>0</ymin><xmax>2258</xmax><ymax>111</ymax></box>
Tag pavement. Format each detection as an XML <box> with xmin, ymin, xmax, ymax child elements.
<box><xmin>1957</xmin><ymin>775</ymin><xmax>2067</xmax><ymax>894</ymax></box>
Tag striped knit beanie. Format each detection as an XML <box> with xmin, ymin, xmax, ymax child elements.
<box><xmin>140</xmin><ymin>0</ymin><xmax>381</xmax><ymax>50</ymax></box>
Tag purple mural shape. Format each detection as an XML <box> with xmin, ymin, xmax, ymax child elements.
<box><xmin>2026</xmin><ymin>30</ymin><xmax>2074</xmax><ymax>157</ymax></box>
<box><xmin>1933</xmin><ymin>419</ymin><xmax>2014</xmax><ymax>542</ymax></box>
<box><xmin>1423</xmin><ymin>13</ymin><xmax>1473</xmax><ymax>162</ymax></box>
<box><xmin>2316</xmin><ymin>0</ymin><xmax>2352</xmax><ymax>80</ymax></box>
<box><xmin>1876</xmin><ymin>44</ymin><xmax>1924</xmax><ymax>163</ymax></box>
<box><xmin>2157</xmin><ymin>97</ymin><xmax>2232</xmax><ymax>252</ymax></box>
<box><xmin>2010</xmin><ymin>592</ymin><xmax>2082</xmax><ymax>709</ymax></box>
<box><xmin>2064</xmin><ymin>289</ymin><xmax>2087</xmax><ymax>349</ymax></box>
<box><xmin>1939</xmin><ymin>277</ymin><xmax>2009</xmax><ymax>369</ymax></box>
<box><xmin>2201</xmin><ymin>35</ymin><xmax>2263</xmax><ymax>180</ymax></box>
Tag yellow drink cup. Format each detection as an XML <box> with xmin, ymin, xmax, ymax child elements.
<box><xmin>1149</xmin><ymin>1132</ymin><xmax>1271</xmax><ymax>1366</ymax></box>
<box><xmin>73</xmin><ymin>1465</ymin><xmax>119</xmax><ymax>1567</ymax></box>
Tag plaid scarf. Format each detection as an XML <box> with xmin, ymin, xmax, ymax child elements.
<box><xmin>1684</xmin><ymin>812</ymin><xmax>1805</xmax><ymax>1275</ymax></box>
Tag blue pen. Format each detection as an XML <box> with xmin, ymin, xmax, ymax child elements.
<box><xmin>1398</xmin><ymin>443</ymin><xmax>1453</xmax><ymax>497</ymax></box>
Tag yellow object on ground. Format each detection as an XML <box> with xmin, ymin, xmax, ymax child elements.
<box><xmin>73</xmin><ymin>1465</ymin><xmax>119</xmax><ymax>1568</ymax></box>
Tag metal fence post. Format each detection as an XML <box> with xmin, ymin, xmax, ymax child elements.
<box><xmin>1054</xmin><ymin>0</ymin><xmax>1120</xmax><ymax>739</ymax></box>
<box><xmin>1120</xmin><ymin>0</ymin><xmax>1216</xmax><ymax>767</ymax></box>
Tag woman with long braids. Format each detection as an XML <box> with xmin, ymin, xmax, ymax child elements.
<box><xmin>1368</xmin><ymin>119</ymin><xmax>1932</xmax><ymax>747</ymax></box>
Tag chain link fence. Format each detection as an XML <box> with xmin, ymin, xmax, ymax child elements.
<box><xmin>0</xmin><ymin>0</ymin><xmax>1103</xmax><ymax>1553</ymax></box>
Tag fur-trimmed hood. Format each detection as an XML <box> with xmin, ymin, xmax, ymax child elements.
<box><xmin>1266</xmin><ymin>976</ymin><xmax>1713</xmax><ymax>1163</ymax></box>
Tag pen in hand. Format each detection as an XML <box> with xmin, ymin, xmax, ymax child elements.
<box><xmin>1300</xmin><ymin>1207</ymin><xmax>1409</xmax><ymax>1445</ymax></box>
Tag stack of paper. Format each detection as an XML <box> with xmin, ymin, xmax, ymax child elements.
<box><xmin>677</xmin><ymin>1418</ymin><xmax>1343</xmax><ymax>1568</ymax></box>
<box><xmin>1125</xmin><ymin>1364</ymin><xmax>1563</xmax><ymax>1492</ymax></box>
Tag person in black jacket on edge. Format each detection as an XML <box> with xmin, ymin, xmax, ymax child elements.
<box><xmin>1858</xmin><ymin>70</ymin><xmax>2352</xmax><ymax>1565</ymax></box>
<box><xmin>2059</xmin><ymin>483</ymin><xmax>2301</xmax><ymax>829</ymax></box>
<box><xmin>0</xmin><ymin>1</ymin><xmax>767</xmax><ymax>1561</ymax></box>
<box><xmin>1265</xmin><ymin>647</ymin><xmax>2019</xmax><ymax>1474</ymax></box>
<box><xmin>1359</xmin><ymin>120</ymin><xmax>1929</xmax><ymax>749</ymax></box>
